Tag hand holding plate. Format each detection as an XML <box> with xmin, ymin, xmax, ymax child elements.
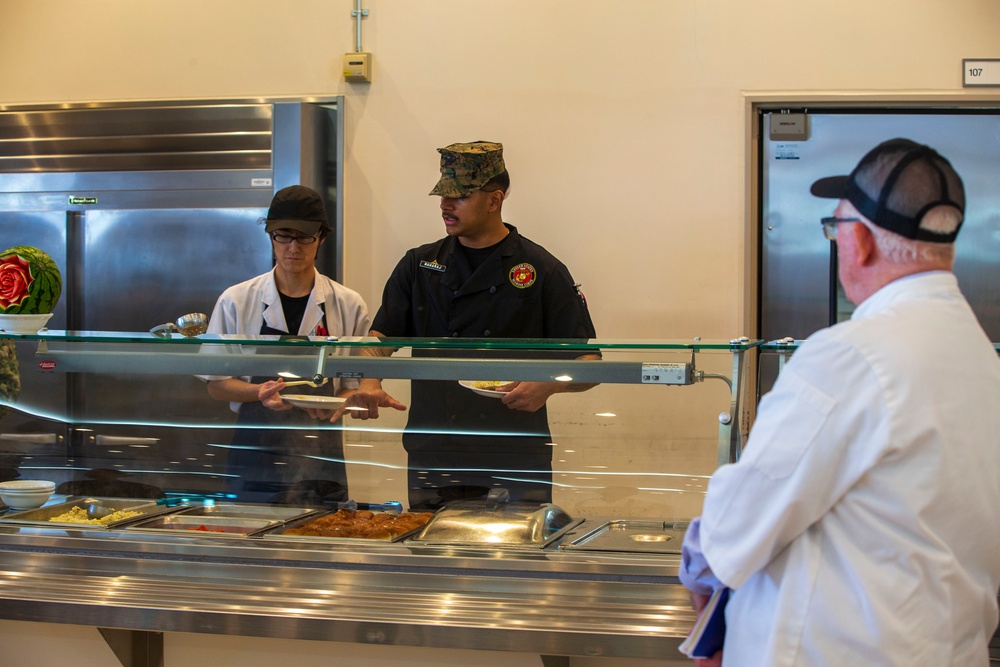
<box><xmin>259</xmin><ymin>379</ymin><xmax>293</xmax><ymax>412</ymax></box>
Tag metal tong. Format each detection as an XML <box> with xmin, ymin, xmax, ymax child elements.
<box><xmin>328</xmin><ymin>499</ymin><xmax>403</xmax><ymax>514</ymax></box>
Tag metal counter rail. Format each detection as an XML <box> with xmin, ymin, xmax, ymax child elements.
<box><xmin>0</xmin><ymin>526</ymin><xmax>693</xmax><ymax>663</ymax></box>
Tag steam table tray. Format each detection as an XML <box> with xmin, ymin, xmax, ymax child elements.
<box><xmin>263</xmin><ymin>508</ymin><xmax>435</xmax><ymax>544</ymax></box>
<box><xmin>560</xmin><ymin>519</ymin><xmax>688</xmax><ymax>554</ymax></box>
<box><xmin>0</xmin><ymin>497</ymin><xmax>181</xmax><ymax>529</ymax></box>
<box><xmin>125</xmin><ymin>503</ymin><xmax>316</xmax><ymax>537</ymax></box>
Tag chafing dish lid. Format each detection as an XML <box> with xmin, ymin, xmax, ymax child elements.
<box><xmin>413</xmin><ymin>499</ymin><xmax>574</xmax><ymax>546</ymax></box>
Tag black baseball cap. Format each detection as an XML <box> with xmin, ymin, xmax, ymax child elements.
<box><xmin>810</xmin><ymin>138</ymin><xmax>965</xmax><ymax>243</ymax></box>
<box><xmin>264</xmin><ymin>185</ymin><xmax>331</xmax><ymax>236</ymax></box>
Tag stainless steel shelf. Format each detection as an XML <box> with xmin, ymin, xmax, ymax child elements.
<box><xmin>0</xmin><ymin>526</ymin><xmax>692</xmax><ymax>660</ymax></box>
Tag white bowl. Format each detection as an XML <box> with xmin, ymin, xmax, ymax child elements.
<box><xmin>0</xmin><ymin>313</ymin><xmax>53</xmax><ymax>334</ymax></box>
<box><xmin>0</xmin><ymin>480</ymin><xmax>56</xmax><ymax>509</ymax></box>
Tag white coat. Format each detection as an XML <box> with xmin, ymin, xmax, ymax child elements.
<box><xmin>681</xmin><ymin>271</ymin><xmax>1000</xmax><ymax>666</ymax></box>
<box><xmin>201</xmin><ymin>268</ymin><xmax>371</xmax><ymax>412</ymax></box>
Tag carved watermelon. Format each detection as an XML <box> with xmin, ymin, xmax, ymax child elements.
<box><xmin>0</xmin><ymin>246</ymin><xmax>62</xmax><ymax>314</ymax></box>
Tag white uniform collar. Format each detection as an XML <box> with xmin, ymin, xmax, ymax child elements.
<box><xmin>851</xmin><ymin>270</ymin><xmax>957</xmax><ymax>321</ymax></box>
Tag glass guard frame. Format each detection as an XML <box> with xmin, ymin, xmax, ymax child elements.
<box><xmin>1</xmin><ymin>332</ymin><xmax>762</xmax><ymax>522</ymax></box>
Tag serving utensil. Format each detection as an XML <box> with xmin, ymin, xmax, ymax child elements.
<box><xmin>86</xmin><ymin>495</ymin><xmax>202</xmax><ymax>520</ymax></box>
<box><xmin>85</xmin><ymin>500</ymin><xmax>115</xmax><ymax>519</ymax></box>
<box><xmin>279</xmin><ymin>377</ymin><xmax>329</xmax><ymax>388</ymax></box>
<box><xmin>150</xmin><ymin>312</ymin><xmax>209</xmax><ymax>338</ymax></box>
<box><xmin>328</xmin><ymin>499</ymin><xmax>403</xmax><ymax>514</ymax></box>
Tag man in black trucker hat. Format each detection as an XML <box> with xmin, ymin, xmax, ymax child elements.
<box><xmin>200</xmin><ymin>185</ymin><xmax>371</xmax><ymax>505</ymax></box>
<box><xmin>678</xmin><ymin>139</ymin><xmax>1000</xmax><ymax>666</ymax></box>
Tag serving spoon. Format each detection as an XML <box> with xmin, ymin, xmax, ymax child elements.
<box><xmin>279</xmin><ymin>377</ymin><xmax>329</xmax><ymax>388</ymax></box>
<box><xmin>150</xmin><ymin>312</ymin><xmax>209</xmax><ymax>338</ymax></box>
<box><xmin>85</xmin><ymin>500</ymin><xmax>115</xmax><ymax>520</ymax></box>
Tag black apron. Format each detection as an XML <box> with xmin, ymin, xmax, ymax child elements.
<box><xmin>403</xmin><ymin>348</ymin><xmax>554</xmax><ymax>510</ymax></box>
<box><xmin>226</xmin><ymin>320</ymin><xmax>348</xmax><ymax>506</ymax></box>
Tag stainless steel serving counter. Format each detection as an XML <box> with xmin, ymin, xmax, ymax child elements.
<box><xmin>0</xmin><ymin>333</ymin><xmax>750</xmax><ymax>665</ymax></box>
<box><xmin>0</xmin><ymin>516</ymin><xmax>694</xmax><ymax>665</ymax></box>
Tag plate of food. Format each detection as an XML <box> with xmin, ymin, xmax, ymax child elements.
<box><xmin>281</xmin><ymin>394</ymin><xmax>347</xmax><ymax>410</ymax></box>
<box><xmin>458</xmin><ymin>380</ymin><xmax>515</xmax><ymax>398</ymax></box>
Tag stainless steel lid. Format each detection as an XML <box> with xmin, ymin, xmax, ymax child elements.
<box><xmin>411</xmin><ymin>490</ymin><xmax>578</xmax><ymax>547</ymax></box>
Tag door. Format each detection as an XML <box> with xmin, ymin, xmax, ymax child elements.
<box><xmin>759</xmin><ymin>108</ymin><xmax>1000</xmax><ymax>390</ymax></box>
<box><xmin>67</xmin><ymin>207</ymin><xmax>272</xmax><ymax>497</ymax></box>
<box><xmin>1</xmin><ymin>207</ymin><xmax>273</xmax><ymax>494</ymax></box>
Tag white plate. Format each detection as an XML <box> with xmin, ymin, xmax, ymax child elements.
<box><xmin>281</xmin><ymin>394</ymin><xmax>347</xmax><ymax>409</ymax></box>
<box><xmin>459</xmin><ymin>380</ymin><xmax>514</xmax><ymax>398</ymax></box>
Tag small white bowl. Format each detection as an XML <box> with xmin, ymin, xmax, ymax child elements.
<box><xmin>0</xmin><ymin>480</ymin><xmax>56</xmax><ymax>509</ymax></box>
<box><xmin>0</xmin><ymin>313</ymin><xmax>53</xmax><ymax>334</ymax></box>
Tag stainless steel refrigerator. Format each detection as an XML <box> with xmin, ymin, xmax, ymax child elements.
<box><xmin>758</xmin><ymin>108</ymin><xmax>1000</xmax><ymax>389</ymax></box>
<box><xmin>0</xmin><ymin>99</ymin><xmax>344</xmax><ymax>497</ymax></box>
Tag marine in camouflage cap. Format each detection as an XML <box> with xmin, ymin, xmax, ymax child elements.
<box><xmin>429</xmin><ymin>141</ymin><xmax>505</xmax><ymax>198</ymax></box>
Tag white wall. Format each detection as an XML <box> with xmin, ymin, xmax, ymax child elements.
<box><xmin>1</xmin><ymin>3</ymin><xmax>997</xmax><ymax>657</ymax></box>
<box><xmin>4</xmin><ymin>0</ymin><xmax>998</xmax><ymax>340</ymax></box>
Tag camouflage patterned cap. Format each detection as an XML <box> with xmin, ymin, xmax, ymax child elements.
<box><xmin>429</xmin><ymin>141</ymin><xmax>505</xmax><ymax>198</ymax></box>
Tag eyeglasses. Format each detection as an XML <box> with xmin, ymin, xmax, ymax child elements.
<box><xmin>820</xmin><ymin>217</ymin><xmax>861</xmax><ymax>241</ymax></box>
<box><xmin>270</xmin><ymin>232</ymin><xmax>319</xmax><ymax>245</ymax></box>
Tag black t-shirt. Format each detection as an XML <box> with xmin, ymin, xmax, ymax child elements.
<box><xmin>456</xmin><ymin>237</ymin><xmax>505</xmax><ymax>274</ymax></box>
<box><xmin>278</xmin><ymin>292</ymin><xmax>310</xmax><ymax>334</ymax></box>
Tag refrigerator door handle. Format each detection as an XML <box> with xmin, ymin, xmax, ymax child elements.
<box><xmin>92</xmin><ymin>435</ymin><xmax>161</xmax><ymax>446</ymax></box>
<box><xmin>0</xmin><ymin>433</ymin><xmax>61</xmax><ymax>445</ymax></box>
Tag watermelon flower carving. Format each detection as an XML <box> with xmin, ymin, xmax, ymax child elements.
<box><xmin>0</xmin><ymin>246</ymin><xmax>62</xmax><ymax>315</ymax></box>
<box><xmin>0</xmin><ymin>254</ymin><xmax>32</xmax><ymax>310</ymax></box>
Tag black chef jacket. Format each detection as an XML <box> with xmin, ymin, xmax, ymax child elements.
<box><xmin>372</xmin><ymin>224</ymin><xmax>597</xmax><ymax>508</ymax></box>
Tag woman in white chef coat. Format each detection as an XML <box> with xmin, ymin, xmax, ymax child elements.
<box><xmin>203</xmin><ymin>185</ymin><xmax>370</xmax><ymax>505</ymax></box>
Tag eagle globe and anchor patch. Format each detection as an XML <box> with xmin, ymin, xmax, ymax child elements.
<box><xmin>509</xmin><ymin>263</ymin><xmax>536</xmax><ymax>289</ymax></box>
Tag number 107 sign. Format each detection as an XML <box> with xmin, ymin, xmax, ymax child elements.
<box><xmin>963</xmin><ymin>59</ymin><xmax>1000</xmax><ymax>87</ymax></box>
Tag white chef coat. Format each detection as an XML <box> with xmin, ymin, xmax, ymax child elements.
<box><xmin>200</xmin><ymin>268</ymin><xmax>371</xmax><ymax>413</ymax></box>
<box><xmin>680</xmin><ymin>271</ymin><xmax>1000</xmax><ymax>666</ymax></box>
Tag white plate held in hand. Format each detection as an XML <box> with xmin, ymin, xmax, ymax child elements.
<box><xmin>281</xmin><ymin>395</ymin><xmax>347</xmax><ymax>410</ymax></box>
<box><xmin>458</xmin><ymin>380</ymin><xmax>514</xmax><ymax>398</ymax></box>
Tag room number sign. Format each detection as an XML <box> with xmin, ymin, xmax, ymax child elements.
<box><xmin>963</xmin><ymin>59</ymin><xmax>1000</xmax><ymax>87</ymax></box>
